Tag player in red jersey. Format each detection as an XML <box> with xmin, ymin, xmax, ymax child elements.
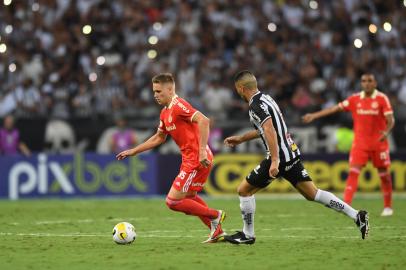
<box><xmin>116</xmin><ymin>73</ymin><xmax>226</xmax><ymax>242</ymax></box>
<box><xmin>302</xmin><ymin>74</ymin><xmax>395</xmax><ymax>216</ymax></box>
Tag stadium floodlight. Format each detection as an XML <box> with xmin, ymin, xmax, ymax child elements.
<box><xmin>5</xmin><ymin>25</ymin><xmax>13</xmax><ymax>34</ymax></box>
<box><xmin>8</xmin><ymin>63</ymin><xmax>16</xmax><ymax>72</ymax></box>
<box><xmin>147</xmin><ymin>49</ymin><xmax>157</xmax><ymax>59</ymax></box>
<box><xmin>383</xmin><ymin>22</ymin><xmax>392</xmax><ymax>32</ymax></box>
<box><xmin>368</xmin><ymin>24</ymin><xmax>377</xmax><ymax>34</ymax></box>
<box><xmin>267</xmin><ymin>23</ymin><xmax>277</xmax><ymax>32</ymax></box>
<box><xmin>32</xmin><ymin>3</ymin><xmax>40</xmax><ymax>12</ymax></box>
<box><xmin>96</xmin><ymin>56</ymin><xmax>105</xmax><ymax>66</ymax></box>
<box><xmin>89</xmin><ymin>72</ymin><xmax>97</xmax><ymax>82</ymax></box>
<box><xmin>82</xmin><ymin>25</ymin><xmax>92</xmax><ymax>35</ymax></box>
<box><xmin>3</xmin><ymin>0</ymin><xmax>12</xmax><ymax>6</ymax></box>
<box><xmin>309</xmin><ymin>0</ymin><xmax>318</xmax><ymax>9</ymax></box>
<box><xmin>353</xmin><ymin>39</ymin><xmax>363</xmax><ymax>48</ymax></box>
<box><xmin>148</xmin><ymin>35</ymin><xmax>158</xmax><ymax>45</ymax></box>
<box><xmin>0</xmin><ymin>43</ymin><xmax>7</xmax><ymax>53</ymax></box>
<box><xmin>153</xmin><ymin>22</ymin><xmax>162</xmax><ymax>31</ymax></box>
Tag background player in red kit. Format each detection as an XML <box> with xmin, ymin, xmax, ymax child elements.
<box><xmin>302</xmin><ymin>73</ymin><xmax>395</xmax><ymax>216</ymax></box>
<box><xmin>116</xmin><ymin>73</ymin><xmax>226</xmax><ymax>242</ymax></box>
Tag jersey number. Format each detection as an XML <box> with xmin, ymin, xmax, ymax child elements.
<box><xmin>178</xmin><ymin>171</ymin><xmax>187</xmax><ymax>179</ymax></box>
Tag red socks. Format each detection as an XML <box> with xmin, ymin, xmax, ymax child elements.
<box><xmin>186</xmin><ymin>195</ymin><xmax>212</xmax><ymax>228</ymax></box>
<box><xmin>166</xmin><ymin>196</ymin><xmax>218</xmax><ymax>225</ymax></box>
<box><xmin>344</xmin><ymin>166</ymin><xmax>392</xmax><ymax>208</ymax></box>
<box><xmin>379</xmin><ymin>171</ymin><xmax>392</xmax><ymax>208</ymax></box>
<box><xmin>343</xmin><ymin>167</ymin><xmax>360</xmax><ymax>205</ymax></box>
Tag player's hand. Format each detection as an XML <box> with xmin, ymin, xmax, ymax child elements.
<box><xmin>199</xmin><ymin>151</ymin><xmax>211</xmax><ymax>168</ymax></box>
<box><xmin>379</xmin><ymin>131</ymin><xmax>389</xmax><ymax>141</ymax></box>
<box><xmin>302</xmin><ymin>113</ymin><xmax>315</xmax><ymax>124</ymax></box>
<box><xmin>224</xmin><ymin>136</ymin><xmax>242</xmax><ymax>147</ymax></box>
<box><xmin>116</xmin><ymin>149</ymin><xmax>136</xmax><ymax>160</ymax></box>
<box><xmin>269</xmin><ymin>159</ymin><xmax>279</xmax><ymax>179</ymax></box>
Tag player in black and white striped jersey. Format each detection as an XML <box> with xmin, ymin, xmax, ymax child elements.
<box><xmin>223</xmin><ymin>70</ymin><xmax>369</xmax><ymax>245</ymax></box>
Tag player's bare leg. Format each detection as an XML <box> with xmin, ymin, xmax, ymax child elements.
<box><xmin>378</xmin><ymin>167</ymin><xmax>393</xmax><ymax>216</ymax></box>
<box><xmin>296</xmin><ymin>181</ymin><xmax>369</xmax><ymax>239</ymax></box>
<box><xmin>224</xmin><ymin>179</ymin><xmax>258</xmax><ymax>245</ymax></box>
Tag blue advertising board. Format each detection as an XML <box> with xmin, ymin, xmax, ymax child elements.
<box><xmin>0</xmin><ymin>153</ymin><xmax>158</xmax><ymax>200</ymax></box>
<box><xmin>1</xmin><ymin>152</ymin><xmax>405</xmax><ymax>199</ymax></box>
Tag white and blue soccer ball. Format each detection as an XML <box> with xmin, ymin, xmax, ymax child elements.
<box><xmin>112</xmin><ymin>222</ymin><xmax>137</xmax><ymax>244</ymax></box>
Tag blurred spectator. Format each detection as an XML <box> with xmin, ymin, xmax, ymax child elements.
<box><xmin>0</xmin><ymin>0</ymin><xmax>405</xmax><ymax>131</ymax></box>
<box><xmin>110</xmin><ymin>115</ymin><xmax>137</xmax><ymax>154</ymax></box>
<box><xmin>0</xmin><ymin>115</ymin><xmax>31</xmax><ymax>156</ymax></box>
<box><xmin>208</xmin><ymin>118</ymin><xmax>223</xmax><ymax>154</ymax></box>
<box><xmin>14</xmin><ymin>79</ymin><xmax>42</xmax><ymax>117</ymax></box>
<box><xmin>71</xmin><ymin>84</ymin><xmax>93</xmax><ymax>118</ymax></box>
<box><xmin>202</xmin><ymin>80</ymin><xmax>233</xmax><ymax>121</ymax></box>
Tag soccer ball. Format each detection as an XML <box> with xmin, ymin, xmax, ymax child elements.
<box><xmin>112</xmin><ymin>222</ymin><xmax>137</xmax><ymax>244</ymax></box>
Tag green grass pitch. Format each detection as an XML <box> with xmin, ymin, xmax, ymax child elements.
<box><xmin>0</xmin><ymin>196</ymin><xmax>405</xmax><ymax>270</ymax></box>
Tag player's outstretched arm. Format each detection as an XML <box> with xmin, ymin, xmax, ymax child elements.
<box><xmin>224</xmin><ymin>130</ymin><xmax>259</xmax><ymax>147</ymax></box>
<box><xmin>302</xmin><ymin>105</ymin><xmax>342</xmax><ymax>123</ymax></box>
<box><xmin>116</xmin><ymin>131</ymin><xmax>166</xmax><ymax>160</ymax></box>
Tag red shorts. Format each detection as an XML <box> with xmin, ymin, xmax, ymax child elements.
<box><xmin>172</xmin><ymin>164</ymin><xmax>212</xmax><ymax>192</ymax></box>
<box><xmin>349</xmin><ymin>147</ymin><xmax>390</xmax><ymax>168</ymax></box>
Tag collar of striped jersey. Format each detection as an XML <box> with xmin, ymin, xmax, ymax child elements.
<box><xmin>360</xmin><ymin>89</ymin><xmax>377</xmax><ymax>99</ymax></box>
<box><xmin>248</xmin><ymin>91</ymin><xmax>261</xmax><ymax>105</ymax></box>
<box><xmin>167</xmin><ymin>94</ymin><xmax>179</xmax><ymax>108</ymax></box>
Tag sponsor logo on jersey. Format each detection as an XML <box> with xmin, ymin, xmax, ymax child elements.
<box><xmin>371</xmin><ymin>101</ymin><xmax>378</xmax><ymax>109</ymax></box>
<box><xmin>260</xmin><ymin>103</ymin><xmax>270</xmax><ymax>115</ymax></box>
<box><xmin>357</xmin><ymin>109</ymin><xmax>379</xmax><ymax>115</ymax></box>
<box><xmin>285</xmin><ymin>159</ymin><xmax>300</xmax><ymax>171</ymax></box>
<box><xmin>166</xmin><ymin>124</ymin><xmax>176</xmax><ymax>131</ymax></box>
<box><xmin>301</xmin><ymin>169</ymin><xmax>308</xmax><ymax>177</ymax></box>
<box><xmin>249</xmin><ymin>111</ymin><xmax>261</xmax><ymax>123</ymax></box>
<box><xmin>177</xmin><ymin>102</ymin><xmax>190</xmax><ymax>113</ymax></box>
<box><xmin>191</xmin><ymin>182</ymin><xmax>205</xmax><ymax>187</ymax></box>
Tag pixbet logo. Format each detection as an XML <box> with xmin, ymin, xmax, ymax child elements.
<box><xmin>8</xmin><ymin>153</ymin><xmax>147</xmax><ymax>200</ymax></box>
<box><xmin>9</xmin><ymin>154</ymin><xmax>73</xmax><ymax>200</ymax></box>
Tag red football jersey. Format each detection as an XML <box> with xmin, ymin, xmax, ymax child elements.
<box><xmin>338</xmin><ymin>90</ymin><xmax>393</xmax><ymax>150</ymax></box>
<box><xmin>158</xmin><ymin>95</ymin><xmax>210</xmax><ymax>169</ymax></box>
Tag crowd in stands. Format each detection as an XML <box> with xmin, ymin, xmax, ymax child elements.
<box><xmin>1</xmin><ymin>0</ymin><xmax>405</xmax><ymax>127</ymax></box>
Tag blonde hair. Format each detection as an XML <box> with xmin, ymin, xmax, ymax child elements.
<box><xmin>234</xmin><ymin>70</ymin><xmax>257</xmax><ymax>90</ymax></box>
<box><xmin>152</xmin><ymin>73</ymin><xmax>175</xmax><ymax>84</ymax></box>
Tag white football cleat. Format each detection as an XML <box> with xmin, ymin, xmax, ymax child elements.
<box><xmin>381</xmin><ymin>207</ymin><xmax>393</xmax><ymax>217</ymax></box>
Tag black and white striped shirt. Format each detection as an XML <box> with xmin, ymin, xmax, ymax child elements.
<box><xmin>248</xmin><ymin>91</ymin><xmax>300</xmax><ymax>162</ymax></box>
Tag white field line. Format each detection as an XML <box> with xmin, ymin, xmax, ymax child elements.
<box><xmin>6</xmin><ymin>214</ymin><xmax>339</xmax><ymax>226</ymax></box>
<box><xmin>33</xmin><ymin>217</ymin><xmax>150</xmax><ymax>225</ymax></box>
<box><xmin>6</xmin><ymin>216</ymin><xmax>406</xmax><ymax>232</ymax></box>
<box><xmin>10</xmin><ymin>218</ymin><xmax>406</xmax><ymax>232</ymax></box>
